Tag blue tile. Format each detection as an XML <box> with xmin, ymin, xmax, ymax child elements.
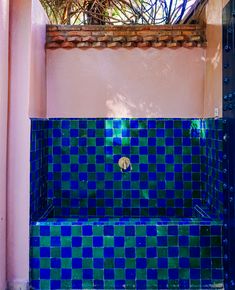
<box><xmin>40</xmin><ymin>226</ymin><xmax>50</xmax><ymax>236</ymax></box>
<box><xmin>104</xmin><ymin>247</ymin><xmax>114</xmax><ymax>258</ymax></box>
<box><xmin>40</xmin><ymin>269</ymin><xmax>50</xmax><ymax>279</ymax></box>
<box><xmin>51</xmin><ymin>280</ymin><xmax>61</xmax><ymax>289</ymax></box>
<box><xmin>83</xmin><ymin>269</ymin><xmax>93</xmax><ymax>279</ymax></box>
<box><xmin>136</xmin><ymin>258</ymin><xmax>147</xmax><ymax>268</ymax></box>
<box><xmin>114</xmin><ymin>237</ymin><xmax>124</xmax><ymax>247</ymax></box>
<box><xmin>104</xmin><ymin>269</ymin><xmax>114</xmax><ymax>279</ymax></box>
<box><xmin>61</xmin><ymin>247</ymin><xmax>72</xmax><ymax>258</ymax></box>
<box><xmin>40</xmin><ymin>247</ymin><xmax>50</xmax><ymax>257</ymax></box>
<box><xmin>147</xmin><ymin>269</ymin><xmax>157</xmax><ymax>279</ymax></box>
<box><xmin>125</xmin><ymin>248</ymin><xmax>135</xmax><ymax>258</ymax></box>
<box><xmin>168</xmin><ymin>269</ymin><xmax>178</xmax><ymax>279</ymax></box>
<box><xmin>93</xmin><ymin>236</ymin><xmax>103</xmax><ymax>247</ymax></box>
<box><xmin>94</xmin><ymin>258</ymin><xmax>104</xmax><ymax>268</ymax></box>
<box><xmin>126</xmin><ymin>269</ymin><xmax>136</xmax><ymax>279</ymax></box>
<box><xmin>61</xmin><ymin>226</ymin><xmax>71</xmax><ymax>236</ymax></box>
<box><xmin>82</xmin><ymin>247</ymin><xmax>92</xmax><ymax>258</ymax></box>
<box><xmin>51</xmin><ymin>258</ymin><xmax>61</xmax><ymax>268</ymax></box>
<box><xmin>72</xmin><ymin>258</ymin><xmax>82</xmax><ymax>268</ymax></box>
<box><xmin>115</xmin><ymin>258</ymin><xmax>125</xmax><ymax>268</ymax></box>
<box><xmin>104</xmin><ymin>226</ymin><xmax>114</xmax><ymax>236</ymax></box>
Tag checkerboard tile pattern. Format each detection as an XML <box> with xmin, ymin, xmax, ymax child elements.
<box><xmin>45</xmin><ymin>118</ymin><xmax>204</xmax><ymax>218</ymax></box>
<box><xmin>30</xmin><ymin>220</ymin><xmax>223</xmax><ymax>289</ymax></box>
<box><xmin>30</xmin><ymin>118</ymin><xmax>224</xmax><ymax>220</ymax></box>
<box><xmin>201</xmin><ymin>119</ymin><xmax>224</xmax><ymax>219</ymax></box>
<box><xmin>30</xmin><ymin>120</ymin><xmax>49</xmax><ymax>220</ymax></box>
<box><xmin>29</xmin><ymin>118</ymin><xmax>225</xmax><ymax>289</ymax></box>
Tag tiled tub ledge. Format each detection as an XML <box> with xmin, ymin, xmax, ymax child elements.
<box><xmin>30</xmin><ymin>217</ymin><xmax>223</xmax><ymax>290</ymax></box>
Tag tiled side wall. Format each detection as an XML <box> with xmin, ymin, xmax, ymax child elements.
<box><xmin>30</xmin><ymin>120</ymin><xmax>48</xmax><ymax>220</ymax></box>
<box><xmin>30</xmin><ymin>118</ymin><xmax>224</xmax><ymax>220</ymax></box>
<box><xmin>46</xmin><ymin>119</ymin><xmax>204</xmax><ymax>218</ymax></box>
<box><xmin>201</xmin><ymin>119</ymin><xmax>224</xmax><ymax>219</ymax></box>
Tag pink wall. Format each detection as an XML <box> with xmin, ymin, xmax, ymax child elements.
<box><xmin>204</xmin><ymin>0</ymin><xmax>230</xmax><ymax>117</ymax></box>
<box><xmin>47</xmin><ymin>48</ymin><xmax>205</xmax><ymax>118</ymax></box>
<box><xmin>0</xmin><ymin>0</ymin><xmax>9</xmax><ymax>289</ymax></box>
<box><xmin>7</xmin><ymin>0</ymin><xmax>47</xmax><ymax>288</ymax></box>
<box><xmin>29</xmin><ymin>0</ymin><xmax>48</xmax><ymax>117</ymax></box>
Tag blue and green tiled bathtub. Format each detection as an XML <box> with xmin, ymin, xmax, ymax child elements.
<box><xmin>30</xmin><ymin>118</ymin><xmax>224</xmax><ymax>289</ymax></box>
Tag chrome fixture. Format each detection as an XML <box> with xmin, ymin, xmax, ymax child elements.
<box><xmin>118</xmin><ymin>157</ymin><xmax>132</xmax><ymax>172</ymax></box>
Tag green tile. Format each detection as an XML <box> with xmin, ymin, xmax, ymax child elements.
<box><xmin>190</xmin><ymin>258</ymin><xmax>200</xmax><ymax>268</ymax></box>
<box><xmin>157</xmin><ymin>247</ymin><xmax>167</xmax><ymax>258</ymax></box>
<box><xmin>179</xmin><ymin>247</ymin><xmax>189</xmax><ymax>257</ymax></box>
<box><xmin>114</xmin><ymin>226</ymin><xmax>125</xmax><ymax>236</ymax></box>
<box><xmin>40</xmin><ymin>258</ymin><xmax>50</xmax><ymax>268</ymax></box>
<box><xmin>147</xmin><ymin>258</ymin><xmax>157</xmax><ymax>268</ymax></box>
<box><xmin>168</xmin><ymin>280</ymin><xmax>179</xmax><ymax>289</ymax></box>
<box><xmin>104</xmin><ymin>258</ymin><xmax>114</xmax><ymax>268</ymax></box>
<box><xmin>201</xmin><ymin>248</ymin><xmax>210</xmax><ymax>257</ymax></box>
<box><xmin>31</xmin><ymin>247</ymin><xmax>40</xmax><ymax>258</ymax></box>
<box><xmin>72</xmin><ymin>248</ymin><xmax>82</xmax><ymax>258</ymax></box>
<box><xmin>147</xmin><ymin>237</ymin><xmax>157</xmax><ymax>247</ymax></box>
<box><xmin>168</xmin><ymin>236</ymin><xmax>178</xmax><ymax>246</ymax></box>
<box><xmin>94</xmin><ymin>269</ymin><xmax>104</xmax><ymax>280</ymax></box>
<box><xmin>126</xmin><ymin>280</ymin><xmax>136</xmax><ymax>289</ymax></box>
<box><xmin>179</xmin><ymin>269</ymin><xmax>190</xmax><ymax>279</ymax></box>
<box><xmin>31</xmin><ymin>268</ymin><xmax>40</xmax><ymax>279</ymax></box>
<box><xmin>115</xmin><ymin>269</ymin><xmax>125</xmax><ymax>279</ymax></box>
<box><xmin>83</xmin><ymin>237</ymin><xmax>92</xmax><ymax>246</ymax></box>
<box><xmin>93</xmin><ymin>248</ymin><xmax>104</xmax><ymax>258</ymax></box>
<box><xmin>136</xmin><ymin>248</ymin><xmax>146</xmax><ymax>258</ymax></box>
<box><xmin>189</xmin><ymin>236</ymin><xmax>200</xmax><ymax>246</ymax></box>
<box><xmin>83</xmin><ymin>258</ymin><xmax>92</xmax><ymax>268</ymax></box>
<box><xmin>126</xmin><ymin>237</ymin><xmax>135</xmax><ymax>247</ymax></box>
<box><xmin>61</xmin><ymin>237</ymin><xmax>71</xmax><ymax>247</ymax></box>
<box><xmin>104</xmin><ymin>280</ymin><xmax>115</xmax><ymax>288</ymax></box>
<box><xmin>169</xmin><ymin>258</ymin><xmax>179</xmax><ymax>268</ymax></box>
<box><xmin>157</xmin><ymin>226</ymin><xmax>167</xmax><ymax>236</ymax></box>
<box><xmin>40</xmin><ymin>280</ymin><xmax>50</xmax><ymax>290</ymax></box>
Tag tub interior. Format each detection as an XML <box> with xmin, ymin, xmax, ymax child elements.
<box><xmin>30</xmin><ymin>118</ymin><xmax>224</xmax><ymax>289</ymax></box>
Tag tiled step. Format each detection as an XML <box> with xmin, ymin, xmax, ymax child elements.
<box><xmin>30</xmin><ymin>218</ymin><xmax>223</xmax><ymax>290</ymax></box>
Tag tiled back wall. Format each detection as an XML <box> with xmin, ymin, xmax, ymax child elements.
<box><xmin>30</xmin><ymin>118</ymin><xmax>224</xmax><ymax>220</ymax></box>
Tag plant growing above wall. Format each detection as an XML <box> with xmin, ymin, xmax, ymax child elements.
<box><xmin>40</xmin><ymin>0</ymin><xmax>207</xmax><ymax>25</ymax></box>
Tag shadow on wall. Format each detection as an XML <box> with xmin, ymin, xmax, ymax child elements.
<box><xmin>46</xmin><ymin>48</ymin><xmax>205</xmax><ymax>118</ymax></box>
<box><xmin>210</xmin><ymin>43</ymin><xmax>221</xmax><ymax>70</ymax></box>
<box><xmin>106</xmin><ymin>89</ymin><xmax>161</xmax><ymax>118</ymax></box>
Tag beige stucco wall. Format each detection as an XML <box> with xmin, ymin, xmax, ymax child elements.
<box><xmin>204</xmin><ymin>0</ymin><xmax>230</xmax><ymax>117</ymax></box>
<box><xmin>47</xmin><ymin>48</ymin><xmax>205</xmax><ymax>118</ymax></box>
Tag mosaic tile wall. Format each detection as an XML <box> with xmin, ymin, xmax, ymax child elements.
<box><xmin>30</xmin><ymin>220</ymin><xmax>223</xmax><ymax>289</ymax></box>
<box><xmin>201</xmin><ymin>119</ymin><xmax>224</xmax><ymax>219</ymax></box>
<box><xmin>30</xmin><ymin>118</ymin><xmax>225</xmax><ymax>220</ymax></box>
<box><xmin>45</xmin><ymin>118</ymin><xmax>205</xmax><ymax>218</ymax></box>
<box><xmin>30</xmin><ymin>118</ymin><xmax>225</xmax><ymax>289</ymax></box>
<box><xmin>30</xmin><ymin>120</ymin><xmax>49</xmax><ymax>220</ymax></box>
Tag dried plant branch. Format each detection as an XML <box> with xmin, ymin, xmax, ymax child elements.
<box><xmin>40</xmin><ymin>0</ymin><xmax>206</xmax><ymax>25</ymax></box>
